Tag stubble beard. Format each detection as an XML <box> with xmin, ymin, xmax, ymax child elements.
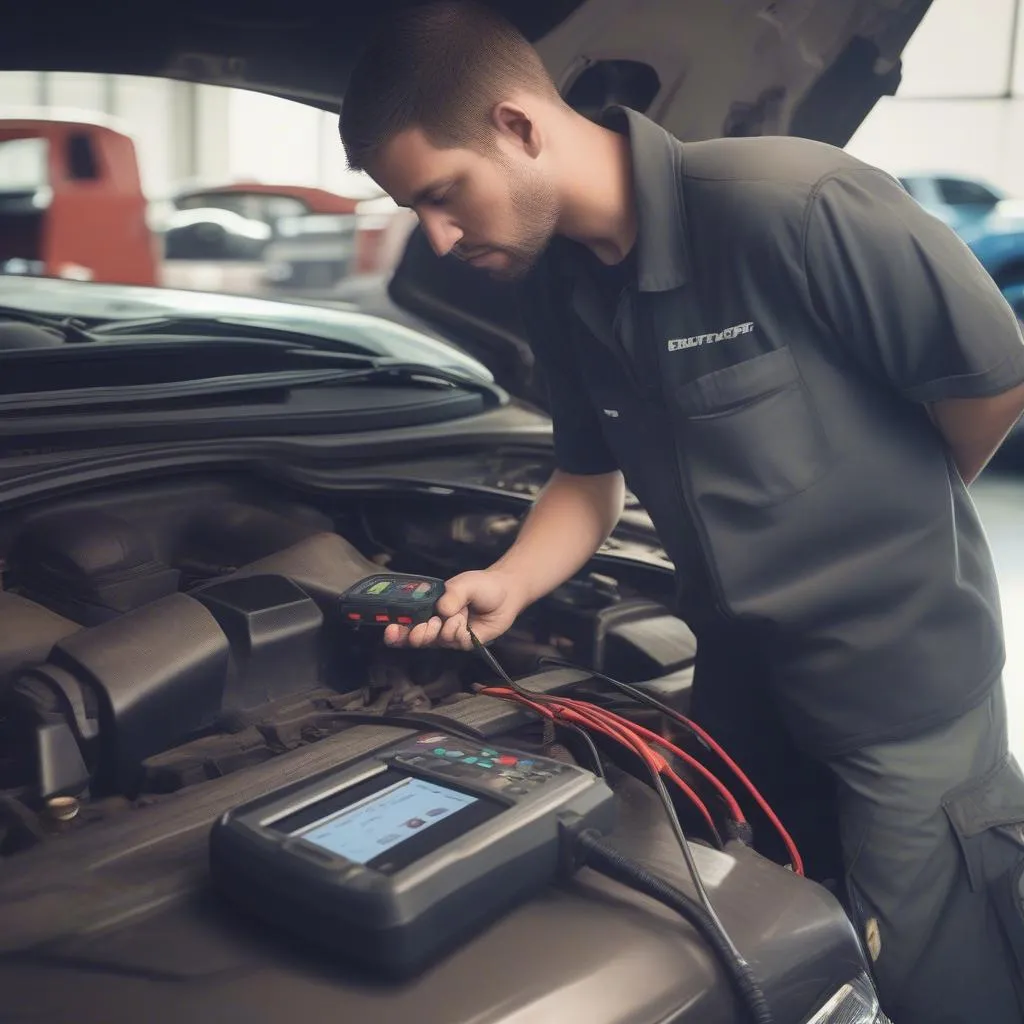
<box><xmin>489</xmin><ymin>165</ymin><xmax>559</xmax><ymax>281</ymax></box>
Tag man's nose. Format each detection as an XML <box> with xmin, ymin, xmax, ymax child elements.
<box><xmin>421</xmin><ymin>213</ymin><xmax>463</xmax><ymax>258</ymax></box>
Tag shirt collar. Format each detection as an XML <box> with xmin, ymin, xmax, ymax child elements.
<box><xmin>599</xmin><ymin>105</ymin><xmax>690</xmax><ymax>292</ymax></box>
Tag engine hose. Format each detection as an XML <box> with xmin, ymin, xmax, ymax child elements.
<box><xmin>574</xmin><ymin>829</ymin><xmax>773</xmax><ymax>1024</ymax></box>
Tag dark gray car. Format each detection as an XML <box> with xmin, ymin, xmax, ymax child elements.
<box><xmin>0</xmin><ymin>1</ymin><xmax>934</xmax><ymax>1020</ymax></box>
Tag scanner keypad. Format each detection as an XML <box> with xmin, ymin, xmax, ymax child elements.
<box><xmin>390</xmin><ymin>734</ymin><xmax>569</xmax><ymax>797</ymax></box>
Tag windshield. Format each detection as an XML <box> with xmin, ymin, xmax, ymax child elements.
<box><xmin>0</xmin><ymin>274</ymin><xmax>492</xmax><ymax>381</ymax></box>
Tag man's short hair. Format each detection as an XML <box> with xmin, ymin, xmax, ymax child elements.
<box><xmin>339</xmin><ymin>0</ymin><xmax>560</xmax><ymax>172</ymax></box>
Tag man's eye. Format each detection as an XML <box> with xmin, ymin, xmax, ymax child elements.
<box><xmin>427</xmin><ymin>186</ymin><xmax>454</xmax><ymax>207</ymax></box>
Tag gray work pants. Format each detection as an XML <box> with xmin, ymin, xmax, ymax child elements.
<box><xmin>690</xmin><ymin>633</ymin><xmax>1024</xmax><ymax>1024</ymax></box>
<box><xmin>826</xmin><ymin>678</ymin><xmax>1024</xmax><ymax>1024</ymax></box>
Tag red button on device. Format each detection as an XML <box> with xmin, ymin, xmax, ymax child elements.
<box><xmin>497</xmin><ymin>755</ymin><xmax>517</xmax><ymax>766</ymax></box>
<box><xmin>397</xmin><ymin>616</ymin><xmax>413</xmax><ymax>624</ymax></box>
<box><xmin>347</xmin><ymin>612</ymin><xmax>362</xmax><ymax>621</ymax></box>
<box><xmin>375</xmin><ymin>614</ymin><xmax>390</xmax><ymax>622</ymax></box>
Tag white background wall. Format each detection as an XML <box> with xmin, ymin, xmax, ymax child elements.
<box><xmin>223</xmin><ymin>88</ymin><xmax>378</xmax><ymax>198</ymax></box>
<box><xmin>845</xmin><ymin>0</ymin><xmax>1024</xmax><ymax>193</ymax></box>
<box><xmin>1</xmin><ymin>0</ymin><xmax>1023</xmax><ymax>200</ymax></box>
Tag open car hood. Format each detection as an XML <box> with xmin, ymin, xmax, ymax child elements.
<box><xmin>1</xmin><ymin>0</ymin><xmax>935</xmax><ymax>409</ymax></box>
<box><xmin>5</xmin><ymin>0</ymin><xmax>932</xmax><ymax>148</ymax></box>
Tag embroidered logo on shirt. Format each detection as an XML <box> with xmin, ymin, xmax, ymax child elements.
<box><xmin>667</xmin><ymin>321</ymin><xmax>755</xmax><ymax>351</ymax></box>
<box><xmin>602</xmin><ymin>409</ymin><xmax>620</xmax><ymax>418</ymax></box>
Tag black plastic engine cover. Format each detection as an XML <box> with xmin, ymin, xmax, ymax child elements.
<box><xmin>50</xmin><ymin>593</ymin><xmax>230</xmax><ymax>793</ymax></box>
<box><xmin>194</xmin><ymin>574</ymin><xmax>324</xmax><ymax>710</ymax></box>
<box><xmin>215</xmin><ymin>531</ymin><xmax>381</xmax><ymax>612</ymax></box>
<box><xmin>542</xmin><ymin>586</ymin><xmax>697</xmax><ymax>682</ymax></box>
<box><xmin>9</xmin><ymin>510</ymin><xmax>181</xmax><ymax>625</ymax></box>
<box><xmin>0</xmin><ymin>592</ymin><xmax>80</xmax><ymax>679</ymax></box>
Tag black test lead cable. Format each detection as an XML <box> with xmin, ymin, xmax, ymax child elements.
<box><xmin>469</xmin><ymin>629</ymin><xmax>605</xmax><ymax>778</ymax></box>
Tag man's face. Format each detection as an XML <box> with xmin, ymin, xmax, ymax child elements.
<box><xmin>368</xmin><ymin>126</ymin><xmax>558</xmax><ymax>281</ymax></box>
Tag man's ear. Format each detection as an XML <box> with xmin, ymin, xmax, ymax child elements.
<box><xmin>491</xmin><ymin>101</ymin><xmax>542</xmax><ymax>158</ymax></box>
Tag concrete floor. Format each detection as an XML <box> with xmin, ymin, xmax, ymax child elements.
<box><xmin>970</xmin><ymin>463</ymin><xmax>1024</xmax><ymax>755</ymax></box>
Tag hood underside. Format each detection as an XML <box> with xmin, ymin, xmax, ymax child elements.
<box><xmin>4</xmin><ymin>0</ymin><xmax>932</xmax><ymax>147</ymax></box>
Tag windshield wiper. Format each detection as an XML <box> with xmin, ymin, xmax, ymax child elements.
<box><xmin>0</xmin><ymin>362</ymin><xmax>490</xmax><ymax>413</ymax></box>
<box><xmin>0</xmin><ymin>308</ymin><xmax>363</xmax><ymax>354</ymax></box>
<box><xmin>0</xmin><ymin>305</ymin><xmax>94</xmax><ymax>344</ymax></box>
<box><xmin>89</xmin><ymin>315</ymin><xmax>342</xmax><ymax>348</ymax></box>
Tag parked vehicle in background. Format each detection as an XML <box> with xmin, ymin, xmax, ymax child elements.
<box><xmin>900</xmin><ymin>172</ymin><xmax>1024</xmax><ymax>296</ymax></box>
<box><xmin>0</xmin><ymin>110</ymin><xmax>158</xmax><ymax>285</ymax></box>
<box><xmin>159</xmin><ymin>181</ymin><xmax>353</xmax><ymax>292</ymax></box>
<box><xmin>260</xmin><ymin>208</ymin><xmax>358</xmax><ymax>292</ymax></box>
<box><xmin>159</xmin><ymin>181</ymin><xmax>407</xmax><ymax>295</ymax></box>
<box><xmin>173</xmin><ymin>181</ymin><xmax>357</xmax><ymax>229</ymax></box>
<box><xmin>898</xmin><ymin>173</ymin><xmax>1005</xmax><ymax>231</ymax></box>
<box><xmin>897</xmin><ymin>173</ymin><xmax>1024</xmax><ymax>454</ymax></box>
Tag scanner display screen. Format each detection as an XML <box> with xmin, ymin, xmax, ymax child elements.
<box><xmin>295</xmin><ymin>777</ymin><xmax>478</xmax><ymax>864</ymax></box>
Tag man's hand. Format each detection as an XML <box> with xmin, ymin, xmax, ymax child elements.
<box><xmin>384</xmin><ymin>469</ymin><xmax>624</xmax><ymax>653</ymax></box>
<box><xmin>928</xmin><ymin>381</ymin><xmax>1024</xmax><ymax>484</ymax></box>
<box><xmin>383</xmin><ymin>568</ymin><xmax>525</xmax><ymax>651</ymax></box>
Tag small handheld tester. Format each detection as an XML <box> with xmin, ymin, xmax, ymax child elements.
<box><xmin>337</xmin><ymin>573</ymin><xmax>446</xmax><ymax>627</ymax></box>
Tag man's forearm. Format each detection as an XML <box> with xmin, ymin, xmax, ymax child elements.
<box><xmin>929</xmin><ymin>381</ymin><xmax>1024</xmax><ymax>484</ymax></box>
<box><xmin>489</xmin><ymin>469</ymin><xmax>625</xmax><ymax>609</ymax></box>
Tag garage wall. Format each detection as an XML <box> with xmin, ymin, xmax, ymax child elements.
<box><xmin>846</xmin><ymin>0</ymin><xmax>1024</xmax><ymax>193</ymax></box>
<box><xmin>223</xmin><ymin>88</ymin><xmax>376</xmax><ymax>198</ymax></box>
<box><xmin>847</xmin><ymin>99</ymin><xmax>1024</xmax><ymax>193</ymax></box>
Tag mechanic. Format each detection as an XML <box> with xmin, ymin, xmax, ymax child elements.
<box><xmin>338</xmin><ymin>3</ymin><xmax>1024</xmax><ymax>1020</ymax></box>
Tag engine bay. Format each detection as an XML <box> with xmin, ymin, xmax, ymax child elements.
<box><xmin>0</xmin><ymin>472</ymin><xmax>696</xmax><ymax>860</ymax></box>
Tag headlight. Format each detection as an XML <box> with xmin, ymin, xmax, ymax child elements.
<box><xmin>804</xmin><ymin>972</ymin><xmax>892</xmax><ymax>1024</ymax></box>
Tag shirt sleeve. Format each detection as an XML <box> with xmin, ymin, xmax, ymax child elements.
<box><xmin>803</xmin><ymin>166</ymin><xmax>1024</xmax><ymax>403</ymax></box>
<box><xmin>517</xmin><ymin>278</ymin><xmax>619</xmax><ymax>476</ymax></box>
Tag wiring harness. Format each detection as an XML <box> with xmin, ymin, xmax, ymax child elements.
<box><xmin>468</xmin><ymin>630</ymin><xmax>804</xmax><ymax>1024</ymax></box>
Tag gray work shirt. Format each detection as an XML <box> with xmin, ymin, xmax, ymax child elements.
<box><xmin>518</xmin><ymin>105</ymin><xmax>1024</xmax><ymax>757</ymax></box>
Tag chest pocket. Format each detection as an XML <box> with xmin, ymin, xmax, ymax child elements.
<box><xmin>672</xmin><ymin>346</ymin><xmax>831</xmax><ymax>508</ymax></box>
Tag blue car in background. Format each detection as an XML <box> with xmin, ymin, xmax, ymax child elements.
<box><xmin>899</xmin><ymin>173</ymin><xmax>1024</xmax><ymax>455</ymax></box>
<box><xmin>898</xmin><ymin>172</ymin><xmax>1024</xmax><ymax>306</ymax></box>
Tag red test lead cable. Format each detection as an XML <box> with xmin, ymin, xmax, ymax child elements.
<box><xmin>477</xmin><ymin>679</ymin><xmax>803</xmax><ymax>877</ymax></box>
<box><xmin>546</xmin><ymin>696</ymin><xmax>727</xmax><ymax>844</ymax></box>
<box><xmin>548</xmin><ymin>696</ymin><xmax>722</xmax><ymax>842</ymax></box>
<box><xmin>568</xmin><ymin>694</ymin><xmax>802</xmax><ymax>877</ymax></box>
<box><xmin>533</xmin><ymin>657</ymin><xmax>805</xmax><ymax>877</ymax></box>
<box><xmin>479</xmin><ymin>685</ymin><xmax>723</xmax><ymax>845</ymax></box>
<box><xmin>649</xmin><ymin>706</ymin><xmax>804</xmax><ymax>876</ymax></box>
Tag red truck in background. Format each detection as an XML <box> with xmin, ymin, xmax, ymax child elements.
<box><xmin>0</xmin><ymin>112</ymin><xmax>159</xmax><ymax>286</ymax></box>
